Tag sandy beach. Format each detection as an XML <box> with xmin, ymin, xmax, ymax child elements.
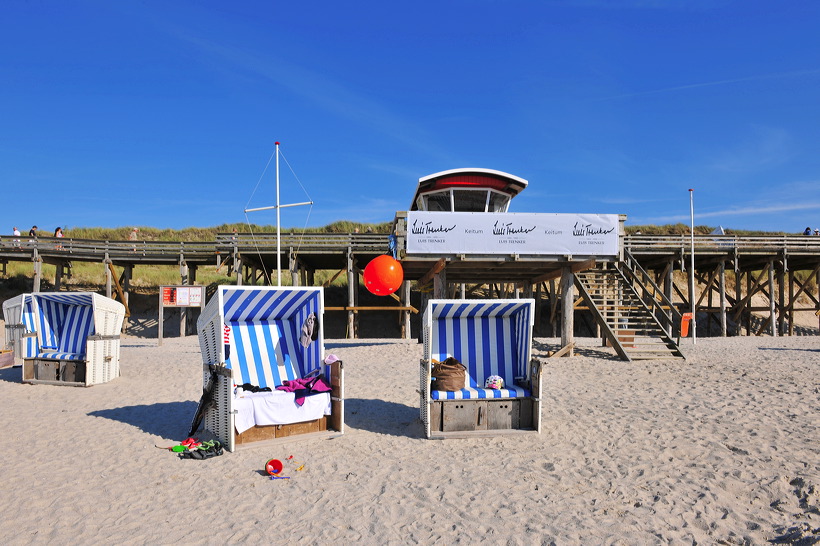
<box><xmin>0</xmin><ymin>331</ymin><xmax>818</xmax><ymax>544</ymax></box>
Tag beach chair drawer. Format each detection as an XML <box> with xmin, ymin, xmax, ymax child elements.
<box><xmin>235</xmin><ymin>417</ymin><xmax>328</xmax><ymax>445</ymax></box>
<box><xmin>59</xmin><ymin>361</ymin><xmax>85</xmax><ymax>383</ymax></box>
<box><xmin>438</xmin><ymin>400</ymin><xmax>526</xmax><ymax>432</ymax></box>
<box><xmin>23</xmin><ymin>359</ymin><xmax>87</xmax><ymax>385</ymax></box>
<box><xmin>24</xmin><ymin>359</ymin><xmax>58</xmax><ymax>382</ymax></box>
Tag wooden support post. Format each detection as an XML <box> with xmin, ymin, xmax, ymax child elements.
<box><xmin>523</xmin><ymin>282</ymin><xmax>533</xmax><ymax>301</ymax></box>
<box><xmin>433</xmin><ymin>268</ymin><xmax>447</xmax><ymax>299</ymax></box>
<box><xmin>788</xmin><ymin>269</ymin><xmax>795</xmax><ymax>336</ymax></box>
<box><xmin>104</xmin><ymin>255</ymin><xmax>112</xmax><ymax>298</ymax></box>
<box><xmin>746</xmin><ymin>271</ymin><xmax>752</xmax><ymax>335</ymax></box>
<box><xmin>707</xmin><ymin>267</ymin><xmax>714</xmax><ymax>334</ymax></box>
<box><xmin>549</xmin><ymin>279</ymin><xmax>558</xmax><ymax>337</ymax></box>
<box><xmin>535</xmin><ymin>282</ymin><xmax>542</xmax><ymax>335</ymax></box>
<box><xmin>235</xmin><ymin>255</ymin><xmax>243</xmax><ymax>286</ymax></box>
<box><xmin>664</xmin><ymin>259</ymin><xmax>674</xmax><ymax>337</ymax></box>
<box><xmin>347</xmin><ymin>250</ymin><xmax>355</xmax><ymax>339</ymax></box>
<box><xmin>32</xmin><ymin>250</ymin><xmax>41</xmax><ymax>293</ymax></box>
<box><xmin>123</xmin><ymin>264</ymin><xmax>133</xmax><ymax>333</ymax></box>
<box><xmin>290</xmin><ymin>250</ymin><xmax>299</xmax><ymax>286</ymax></box>
<box><xmin>54</xmin><ymin>262</ymin><xmax>63</xmax><ymax>291</ymax></box>
<box><xmin>768</xmin><ymin>260</ymin><xmax>776</xmax><ymax>336</ymax></box>
<box><xmin>180</xmin><ymin>261</ymin><xmax>189</xmax><ymax>337</ymax></box>
<box><xmin>778</xmin><ymin>265</ymin><xmax>786</xmax><ymax>336</ymax></box>
<box><xmin>719</xmin><ymin>261</ymin><xmax>727</xmax><ymax>337</ymax></box>
<box><xmin>560</xmin><ymin>266</ymin><xmax>574</xmax><ymax>356</ymax></box>
<box><xmin>401</xmin><ymin>280</ymin><xmax>411</xmax><ymax>340</ymax></box>
<box><xmin>353</xmin><ymin>269</ymin><xmax>360</xmax><ymax>335</ymax></box>
<box><xmin>735</xmin><ymin>269</ymin><xmax>743</xmax><ymax>336</ymax></box>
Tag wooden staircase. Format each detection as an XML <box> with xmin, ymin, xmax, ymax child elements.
<box><xmin>574</xmin><ymin>264</ymin><xmax>685</xmax><ymax>361</ymax></box>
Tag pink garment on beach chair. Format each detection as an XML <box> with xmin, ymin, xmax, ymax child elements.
<box><xmin>276</xmin><ymin>375</ymin><xmax>331</xmax><ymax>406</ymax></box>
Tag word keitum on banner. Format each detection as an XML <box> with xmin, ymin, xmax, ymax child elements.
<box><xmin>406</xmin><ymin>212</ymin><xmax>620</xmax><ymax>256</ymax></box>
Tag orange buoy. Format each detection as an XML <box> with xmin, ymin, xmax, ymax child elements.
<box><xmin>363</xmin><ymin>255</ymin><xmax>404</xmax><ymax>295</ymax></box>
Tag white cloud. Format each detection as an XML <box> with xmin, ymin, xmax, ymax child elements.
<box><xmin>596</xmin><ymin>69</ymin><xmax>820</xmax><ymax>101</ymax></box>
<box><xmin>643</xmin><ymin>201</ymin><xmax>820</xmax><ymax>224</ymax></box>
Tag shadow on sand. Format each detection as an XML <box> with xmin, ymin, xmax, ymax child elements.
<box><xmin>89</xmin><ymin>400</ymin><xmax>198</xmax><ymax>440</ymax></box>
<box><xmin>343</xmin><ymin>398</ymin><xmax>423</xmax><ymax>439</ymax></box>
<box><xmin>0</xmin><ymin>366</ymin><xmax>21</xmax><ymax>384</ymax></box>
<box><xmin>532</xmin><ymin>339</ymin><xmax>622</xmax><ymax>361</ymax></box>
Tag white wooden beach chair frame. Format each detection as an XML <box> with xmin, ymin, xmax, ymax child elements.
<box><xmin>420</xmin><ymin>299</ymin><xmax>542</xmax><ymax>439</ymax></box>
<box><xmin>196</xmin><ymin>286</ymin><xmax>344</xmax><ymax>452</ymax></box>
<box><xmin>3</xmin><ymin>293</ymin><xmax>35</xmax><ymax>368</ymax></box>
<box><xmin>12</xmin><ymin>292</ymin><xmax>125</xmax><ymax>386</ymax></box>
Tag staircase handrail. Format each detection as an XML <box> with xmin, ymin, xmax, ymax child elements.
<box><xmin>620</xmin><ymin>250</ymin><xmax>683</xmax><ymax>336</ymax></box>
<box><xmin>572</xmin><ymin>273</ymin><xmax>631</xmax><ymax>362</ymax></box>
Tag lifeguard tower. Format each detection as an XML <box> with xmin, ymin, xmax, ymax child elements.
<box><xmin>393</xmin><ymin>168</ymin><xmax>684</xmax><ymax>361</ymax></box>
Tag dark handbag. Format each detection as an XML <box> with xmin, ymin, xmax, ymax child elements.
<box><xmin>431</xmin><ymin>357</ymin><xmax>467</xmax><ymax>391</ymax></box>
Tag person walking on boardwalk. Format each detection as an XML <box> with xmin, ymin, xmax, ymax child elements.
<box><xmin>28</xmin><ymin>225</ymin><xmax>38</xmax><ymax>238</ymax></box>
<box><xmin>129</xmin><ymin>227</ymin><xmax>139</xmax><ymax>251</ymax></box>
<box><xmin>54</xmin><ymin>226</ymin><xmax>64</xmax><ymax>250</ymax></box>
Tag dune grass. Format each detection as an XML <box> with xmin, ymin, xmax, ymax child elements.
<box><xmin>53</xmin><ymin>221</ymin><xmax>393</xmax><ymax>242</ymax></box>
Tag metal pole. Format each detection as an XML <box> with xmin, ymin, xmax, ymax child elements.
<box><xmin>275</xmin><ymin>141</ymin><xmax>281</xmax><ymax>286</ymax></box>
<box><xmin>689</xmin><ymin>189</ymin><xmax>696</xmax><ymax>345</ymax></box>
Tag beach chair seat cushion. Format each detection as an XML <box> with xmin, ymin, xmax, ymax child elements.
<box><xmin>36</xmin><ymin>351</ymin><xmax>85</xmax><ymax>361</ymax></box>
<box><xmin>431</xmin><ymin>384</ymin><xmax>530</xmax><ymax>400</ymax></box>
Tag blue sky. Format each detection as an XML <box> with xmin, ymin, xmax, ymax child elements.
<box><xmin>2</xmin><ymin>0</ymin><xmax>819</xmax><ymax>234</ymax></box>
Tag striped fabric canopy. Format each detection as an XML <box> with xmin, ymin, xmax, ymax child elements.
<box><xmin>427</xmin><ymin>300</ymin><xmax>533</xmax><ymax>400</ymax></box>
<box><xmin>216</xmin><ymin>287</ymin><xmax>323</xmax><ymax>389</ymax></box>
<box><xmin>222</xmin><ymin>288</ymin><xmax>319</xmax><ymax>322</ymax></box>
<box><xmin>32</xmin><ymin>294</ymin><xmax>96</xmax><ymax>359</ymax></box>
<box><xmin>34</xmin><ymin>293</ymin><xmax>95</xmax><ymax>306</ymax></box>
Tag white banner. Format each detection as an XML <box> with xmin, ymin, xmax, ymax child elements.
<box><xmin>407</xmin><ymin>212</ymin><xmax>620</xmax><ymax>256</ymax></box>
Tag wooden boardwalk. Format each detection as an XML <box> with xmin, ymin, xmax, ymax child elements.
<box><xmin>1</xmin><ymin>232</ymin><xmax>819</xmax><ymax>338</ymax></box>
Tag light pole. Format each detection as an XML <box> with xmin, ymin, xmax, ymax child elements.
<box><xmin>689</xmin><ymin>189</ymin><xmax>696</xmax><ymax>345</ymax></box>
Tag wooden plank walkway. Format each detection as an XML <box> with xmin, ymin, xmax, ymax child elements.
<box><xmin>2</xmin><ymin>232</ymin><xmax>818</xmax><ymax>338</ymax></box>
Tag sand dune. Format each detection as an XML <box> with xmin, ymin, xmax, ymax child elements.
<box><xmin>0</xmin><ymin>333</ymin><xmax>818</xmax><ymax>544</ymax></box>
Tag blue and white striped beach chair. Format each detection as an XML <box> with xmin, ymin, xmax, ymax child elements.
<box><xmin>13</xmin><ymin>292</ymin><xmax>125</xmax><ymax>386</ymax></box>
<box><xmin>420</xmin><ymin>299</ymin><xmax>542</xmax><ymax>438</ymax></box>
<box><xmin>196</xmin><ymin>286</ymin><xmax>343</xmax><ymax>451</ymax></box>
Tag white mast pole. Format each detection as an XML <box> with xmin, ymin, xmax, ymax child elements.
<box><xmin>275</xmin><ymin>141</ymin><xmax>282</xmax><ymax>286</ymax></box>
<box><xmin>689</xmin><ymin>188</ymin><xmax>696</xmax><ymax>345</ymax></box>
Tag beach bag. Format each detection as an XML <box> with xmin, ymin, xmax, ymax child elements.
<box><xmin>431</xmin><ymin>357</ymin><xmax>466</xmax><ymax>391</ymax></box>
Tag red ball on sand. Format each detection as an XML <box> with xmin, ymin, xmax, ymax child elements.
<box><xmin>363</xmin><ymin>255</ymin><xmax>404</xmax><ymax>296</ymax></box>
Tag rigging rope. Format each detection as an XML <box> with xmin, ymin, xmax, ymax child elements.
<box><xmin>243</xmin><ymin>143</ymin><xmax>315</xmax><ymax>286</ymax></box>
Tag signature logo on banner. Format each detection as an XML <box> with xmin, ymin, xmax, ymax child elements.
<box><xmin>492</xmin><ymin>221</ymin><xmax>537</xmax><ymax>236</ymax></box>
<box><xmin>572</xmin><ymin>222</ymin><xmax>616</xmax><ymax>237</ymax></box>
<box><xmin>410</xmin><ymin>219</ymin><xmax>457</xmax><ymax>235</ymax></box>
